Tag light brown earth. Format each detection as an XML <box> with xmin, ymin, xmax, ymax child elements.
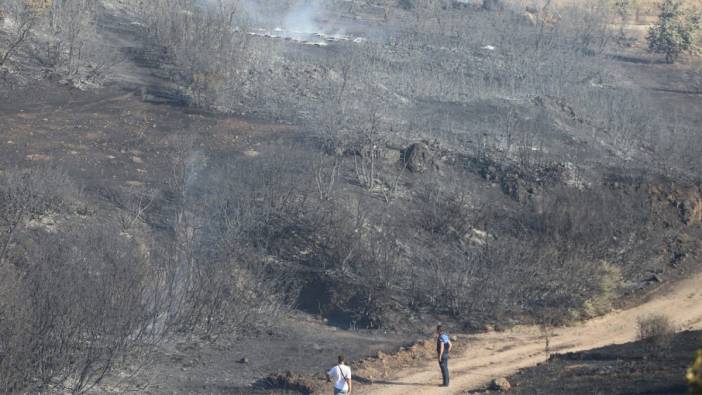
<box><xmin>357</xmin><ymin>271</ymin><xmax>702</xmax><ymax>394</ymax></box>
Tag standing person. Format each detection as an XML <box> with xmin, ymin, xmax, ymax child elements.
<box><xmin>437</xmin><ymin>325</ymin><xmax>452</xmax><ymax>387</ymax></box>
<box><xmin>326</xmin><ymin>355</ymin><xmax>352</xmax><ymax>395</ymax></box>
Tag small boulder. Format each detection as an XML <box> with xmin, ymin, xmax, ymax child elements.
<box><xmin>400</xmin><ymin>142</ymin><xmax>432</xmax><ymax>173</ymax></box>
<box><xmin>491</xmin><ymin>377</ymin><xmax>512</xmax><ymax>391</ymax></box>
<box><xmin>238</xmin><ymin>357</ymin><xmax>249</xmax><ymax>364</ymax></box>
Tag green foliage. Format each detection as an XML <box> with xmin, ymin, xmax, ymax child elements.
<box><xmin>690</xmin><ymin>343</ymin><xmax>702</xmax><ymax>395</ymax></box>
<box><xmin>647</xmin><ymin>0</ymin><xmax>701</xmax><ymax>63</ymax></box>
<box><xmin>583</xmin><ymin>261</ymin><xmax>623</xmax><ymax>317</ymax></box>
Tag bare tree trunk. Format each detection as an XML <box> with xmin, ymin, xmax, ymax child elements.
<box><xmin>0</xmin><ymin>17</ymin><xmax>35</xmax><ymax>67</ymax></box>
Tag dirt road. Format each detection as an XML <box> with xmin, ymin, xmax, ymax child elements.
<box><xmin>358</xmin><ymin>272</ymin><xmax>702</xmax><ymax>394</ymax></box>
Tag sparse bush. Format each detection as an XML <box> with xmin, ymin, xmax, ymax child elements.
<box><xmin>562</xmin><ymin>0</ymin><xmax>616</xmax><ymax>55</ymax></box>
<box><xmin>414</xmin><ymin>179</ymin><xmax>472</xmax><ymax>238</ymax></box>
<box><xmin>0</xmin><ymin>169</ymin><xmax>166</xmax><ymax>393</ymax></box>
<box><xmin>164</xmin><ymin>149</ymin><xmax>309</xmax><ymax>335</ymax></box>
<box><xmin>134</xmin><ymin>0</ymin><xmax>251</xmax><ymax>108</ymax></box>
<box><xmin>1</xmin><ymin>0</ymin><xmax>123</xmax><ymax>81</ymax></box>
<box><xmin>0</xmin><ymin>0</ymin><xmax>37</xmax><ymax>67</ymax></box>
<box><xmin>0</xmin><ymin>165</ymin><xmax>300</xmax><ymax>392</ymax></box>
<box><xmin>637</xmin><ymin>314</ymin><xmax>675</xmax><ymax>353</ymax></box>
<box><xmin>0</xmin><ymin>167</ymin><xmax>78</xmax><ymax>264</ymax></box>
<box><xmin>615</xmin><ymin>0</ymin><xmax>634</xmax><ymax>39</ymax></box>
<box><xmin>647</xmin><ymin>0</ymin><xmax>701</xmax><ymax>63</ymax></box>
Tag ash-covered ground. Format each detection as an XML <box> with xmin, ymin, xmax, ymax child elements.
<box><xmin>1</xmin><ymin>0</ymin><xmax>702</xmax><ymax>393</ymax></box>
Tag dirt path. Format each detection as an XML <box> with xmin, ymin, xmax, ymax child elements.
<box><xmin>358</xmin><ymin>272</ymin><xmax>702</xmax><ymax>394</ymax></box>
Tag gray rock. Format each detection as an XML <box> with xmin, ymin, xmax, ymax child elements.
<box><xmin>400</xmin><ymin>142</ymin><xmax>432</xmax><ymax>173</ymax></box>
<box><xmin>644</xmin><ymin>273</ymin><xmax>663</xmax><ymax>283</ymax></box>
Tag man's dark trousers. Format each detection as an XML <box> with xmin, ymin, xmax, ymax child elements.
<box><xmin>439</xmin><ymin>354</ymin><xmax>449</xmax><ymax>386</ymax></box>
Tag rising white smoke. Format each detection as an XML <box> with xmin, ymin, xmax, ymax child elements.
<box><xmin>200</xmin><ymin>0</ymin><xmax>364</xmax><ymax>45</ymax></box>
<box><xmin>283</xmin><ymin>2</ymin><xmax>325</xmax><ymax>34</ymax></box>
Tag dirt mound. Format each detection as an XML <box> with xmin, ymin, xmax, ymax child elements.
<box><xmin>261</xmin><ymin>371</ymin><xmax>322</xmax><ymax>394</ymax></box>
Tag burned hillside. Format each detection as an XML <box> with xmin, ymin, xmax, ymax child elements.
<box><xmin>1</xmin><ymin>0</ymin><xmax>702</xmax><ymax>393</ymax></box>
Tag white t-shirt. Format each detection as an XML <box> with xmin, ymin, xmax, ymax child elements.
<box><xmin>327</xmin><ymin>364</ymin><xmax>352</xmax><ymax>391</ymax></box>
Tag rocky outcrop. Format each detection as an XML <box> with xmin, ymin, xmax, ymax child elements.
<box><xmin>400</xmin><ymin>142</ymin><xmax>439</xmax><ymax>173</ymax></box>
<box><xmin>649</xmin><ymin>181</ymin><xmax>702</xmax><ymax>225</ymax></box>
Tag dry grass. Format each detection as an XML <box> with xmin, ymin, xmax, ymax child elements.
<box><xmin>508</xmin><ymin>0</ymin><xmax>702</xmax><ymax>25</ymax></box>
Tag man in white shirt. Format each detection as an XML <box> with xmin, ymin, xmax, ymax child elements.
<box><xmin>326</xmin><ymin>355</ymin><xmax>352</xmax><ymax>395</ymax></box>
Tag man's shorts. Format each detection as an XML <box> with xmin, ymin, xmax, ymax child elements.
<box><xmin>334</xmin><ymin>388</ymin><xmax>349</xmax><ymax>395</ymax></box>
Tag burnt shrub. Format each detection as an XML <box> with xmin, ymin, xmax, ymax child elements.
<box><xmin>637</xmin><ymin>314</ymin><xmax>676</xmax><ymax>354</ymax></box>
<box><xmin>0</xmin><ymin>223</ymin><xmax>157</xmax><ymax>393</ymax></box>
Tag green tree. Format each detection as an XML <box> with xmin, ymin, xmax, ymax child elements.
<box><xmin>690</xmin><ymin>344</ymin><xmax>702</xmax><ymax>395</ymax></box>
<box><xmin>647</xmin><ymin>0</ymin><xmax>700</xmax><ymax>63</ymax></box>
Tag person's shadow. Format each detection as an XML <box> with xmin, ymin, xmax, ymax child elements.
<box><xmin>354</xmin><ymin>376</ymin><xmax>435</xmax><ymax>387</ymax></box>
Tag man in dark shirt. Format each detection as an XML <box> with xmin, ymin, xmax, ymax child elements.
<box><xmin>436</xmin><ymin>325</ymin><xmax>452</xmax><ymax>387</ymax></box>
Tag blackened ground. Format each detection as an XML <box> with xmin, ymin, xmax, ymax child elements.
<box><xmin>476</xmin><ymin>330</ymin><xmax>701</xmax><ymax>395</ymax></box>
<box><xmin>118</xmin><ymin>314</ymin><xmax>411</xmax><ymax>394</ymax></box>
<box><xmin>0</xmin><ymin>81</ymin><xmax>416</xmax><ymax>394</ymax></box>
